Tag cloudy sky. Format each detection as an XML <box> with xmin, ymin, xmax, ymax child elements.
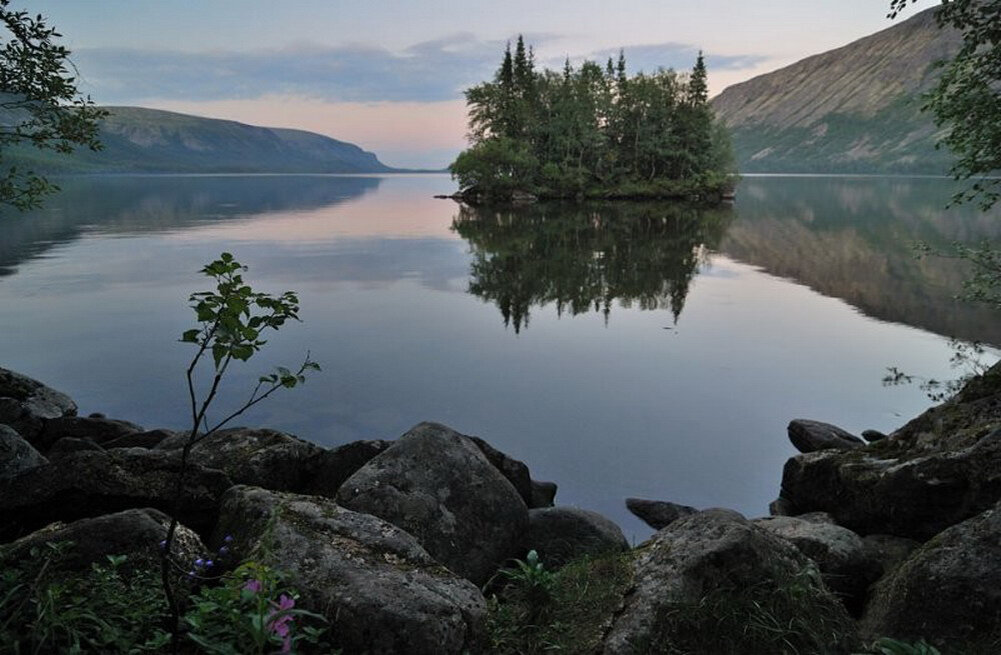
<box><xmin>33</xmin><ymin>1</ymin><xmax>937</xmax><ymax>168</ymax></box>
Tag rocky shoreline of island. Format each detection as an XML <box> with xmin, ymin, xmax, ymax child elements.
<box><xmin>2</xmin><ymin>362</ymin><xmax>1000</xmax><ymax>653</ymax></box>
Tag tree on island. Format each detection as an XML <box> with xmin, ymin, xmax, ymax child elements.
<box><xmin>0</xmin><ymin>1</ymin><xmax>106</xmax><ymax>211</ymax></box>
<box><xmin>450</xmin><ymin>37</ymin><xmax>735</xmax><ymax>202</ymax></box>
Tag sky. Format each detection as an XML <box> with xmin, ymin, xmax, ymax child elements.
<box><xmin>31</xmin><ymin>1</ymin><xmax>938</xmax><ymax>169</ymax></box>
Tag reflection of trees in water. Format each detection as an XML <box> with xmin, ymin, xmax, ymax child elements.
<box><xmin>452</xmin><ymin>202</ymin><xmax>733</xmax><ymax>332</ymax></box>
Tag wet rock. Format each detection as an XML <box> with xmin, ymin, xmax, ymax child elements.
<box><xmin>752</xmin><ymin>515</ymin><xmax>881</xmax><ymax>616</ymax></box>
<box><xmin>788</xmin><ymin>419</ymin><xmax>865</xmax><ymax>453</ymax></box>
<box><xmin>35</xmin><ymin>416</ymin><xmax>142</xmax><ymax>452</ymax></box>
<box><xmin>0</xmin><ymin>508</ymin><xmax>204</xmax><ymax>575</ymax></box>
<box><xmin>0</xmin><ymin>448</ymin><xmax>232</xmax><ymax>541</ymax></box>
<box><xmin>0</xmin><ymin>367</ymin><xmax>76</xmax><ymax>441</ymax></box>
<box><xmin>525</xmin><ymin>506</ymin><xmax>629</xmax><ymax>568</ymax></box>
<box><xmin>305</xmin><ymin>439</ymin><xmax>392</xmax><ymax>497</ymax></box>
<box><xmin>46</xmin><ymin>436</ymin><xmax>104</xmax><ymax>459</ymax></box>
<box><xmin>861</xmin><ymin>502</ymin><xmax>1001</xmax><ymax>650</ymax></box>
<box><xmin>0</xmin><ymin>424</ymin><xmax>47</xmax><ymax>481</ymax></box>
<box><xmin>338</xmin><ymin>422</ymin><xmax>528</xmax><ymax>585</ymax></box>
<box><xmin>625</xmin><ymin>497</ymin><xmax>698</xmax><ymax>530</ymax></box>
<box><xmin>779</xmin><ymin>427</ymin><xmax>1001</xmax><ymax>540</ymax></box>
<box><xmin>603</xmin><ymin>509</ymin><xmax>855</xmax><ymax>654</ymax></box>
<box><xmin>157</xmin><ymin>427</ymin><xmax>323</xmax><ymax>492</ymax></box>
<box><xmin>530</xmin><ymin>479</ymin><xmax>558</xmax><ymax>508</ymax></box>
<box><xmin>214</xmin><ymin>486</ymin><xmax>486</xmax><ymax>654</ymax></box>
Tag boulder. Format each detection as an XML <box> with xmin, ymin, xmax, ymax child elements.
<box><xmin>337</xmin><ymin>422</ymin><xmax>528</xmax><ymax>585</ymax></box>
<box><xmin>860</xmin><ymin>502</ymin><xmax>1001</xmax><ymax>650</ymax></box>
<box><xmin>0</xmin><ymin>367</ymin><xmax>76</xmax><ymax>440</ymax></box>
<box><xmin>862</xmin><ymin>429</ymin><xmax>887</xmax><ymax>443</ymax></box>
<box><xmin>625</xmin><ymin>497</ymin><xmax>698</xmax><ymax>530</ymax></box>
<box><xmin>769</xmin><ymin>496</ymin><xmax>797</xmax><ymax>516</ymax></box>
<box><xmin>103</xmin><ymin>428</ymin><xmax>175</xmax><ymax>450</ymax></box>
<box><xmin>467</xmin><ymin>435</ymin><xmax>533</xmax><ymax>507</ymax></box>
<box><xmin>34</xmin><ymin>415</ymin><xmax>142</xmax><ymax>452</ymax></box>
<box><xmin>157</xmin><ymin>427</ymin><xmax>323</xmax><ymax>492</ymax></box>
<box><xmin>787</xmin><ymin>419</ymin><xmax>865</xmax><ymax>453</ymax></box>
<box><xmin>304</xmin><ymin>439</ymin><xmax>392</xmax><ymax>497</ymax></box>
<box><xmin>0</xmin><ymin>448</ymin><xmax>233</xmax><ymax>541</ymax></box>
<box><xmin>603</xmin><ymin>509</ymin><xmax>855</xmax><ymax>654</ymax></box>
<box><xmin>0</xmin><ymin>508</ymin><xmax>204</xmax><ymax>575</ymax></box>
<box><xmin>0</xmin><ymin>424</ymin><xmax>47</xmax><ymax>481</ymax></box>
<box><xmin>779</xmin><ymin>427</ymin><xmax>1001</xmax><ymax>540</ymax></box>
<box><xmin>752</xmin><ymin>515</ymin><xmax>881</xmax><ymax>615</ymax></box>
<box><xmin>214</xmin><ymin>486</ymin><xmax>486</xmax><ymax>654</ymax></box>
<box><xmin>861</xmin><ymin>534</ymin><xmax>919</xmax><ymax>577</ymax></box>
<box><xmin>525</xmin><ymin>507</ymin><xmax>629</xmax><ymax>568</ymax></box>
<box><xmin>530</xmin><ymin>479</ymin><xmax>558</xmax><ymax>508</ymax></box>
<box><xmin>46</xmin><ymin>436</ymin><xmax>104</xmax><ymax>459</ymax></box>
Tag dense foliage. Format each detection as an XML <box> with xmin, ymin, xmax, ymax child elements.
<box><xmin>450</xmin><ymin>37</ymin><xmax>735</xmax><ymax>201</ymax></box>
<box><xmin>0</xmin><ymin>0</ymin><xmax>106</xmax><ymax>211</ymax></box>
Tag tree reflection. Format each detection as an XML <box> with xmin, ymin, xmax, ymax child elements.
<box><xmin>452</xmin><ymin>202</ymin><xmax>733</xmax><ymax>332</ymax></box>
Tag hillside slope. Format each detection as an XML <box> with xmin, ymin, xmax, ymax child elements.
<box><xmin>6</xmin><ymin>106</ymin><xmax>395</xmax><ymax>174</ymax></box>
<box><xmin>711</xmin><ymin>8</ymin><xmax>962</xmax><ymax>174</ymax></box>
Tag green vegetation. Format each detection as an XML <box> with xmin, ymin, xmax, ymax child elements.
<box><xmin>450</xmin><ymin>37</ymin><xmax>735</xmax><ymax>202</ymax></box>
<box><xmin>0</xmin><ymin>1</ymin><xmax>106</xmax><ymax>211</ymax></box>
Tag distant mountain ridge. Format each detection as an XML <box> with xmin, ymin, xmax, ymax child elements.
<box><xmin>711</xmin><ymin>7</ymin><xmax>962</xmax><ymax>174</ymax></box>
<box><xmin>7</xmin><ymin>106</ymin><xmax>398</xmax><ymax>174</ymax></box>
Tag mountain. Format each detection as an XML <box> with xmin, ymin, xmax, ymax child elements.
<box><xmin>7</xmin><ymin>106</ymin><xmax>397</xmax><ymax>174</ymax></box>
<box><xmin>711</xmin><ymin>8</ymin><xmax>963</xmax><ymax>174</ymax></box>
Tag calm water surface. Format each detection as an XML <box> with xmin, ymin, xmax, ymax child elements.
<box><xmin>1</xmin><ymin>174</ymin><xmax>998</xmax><ymax>541</ymax></box>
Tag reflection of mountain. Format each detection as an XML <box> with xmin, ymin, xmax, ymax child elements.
<box><xmin>452</xmin><ymin>202</ymin><xmax>734</xmax><ymax>332</ymax></box>
<box><xmin>0</xmin><ymin>175</ymin><xmax>381</xmax><ymax>277</ymax></box>
<box><xmin>722</xmin><ymin>177</ymin><xmax>1001</xmax><ymax>345</ymax></box>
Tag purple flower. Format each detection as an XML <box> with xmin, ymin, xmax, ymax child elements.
<box><xmin>223</xmin><ymin>535</ymin><xmax>234</xmax><ymax>543</ymax></box>
<box><xmin>205</xmin><ymin>559</ymin><xmax>214</xmax><ymax>568</ymax></box>
<box><xmin>187</xmin><ymin>570</ymin><xmax>196</xmax><ymax>579</ymax></box>
<box><xmin>243</xmin><ymin>579</ymin><xmax>262</xmax><ymax>594</ymax></box>
<box><xmin>194</xmin><ymin>558</ymin><xmax>205</xmax><ymax>568</ymax></box>
<box><xmin>218</xmin><ymin>546</ymin><xmax>230</xmax><ymax>556</ymax></box>
<box><xmin>267</xmin><ymin>594</ymin><xmax>296</xmax><ymax>652</ymax></box>
<box><xmin>158</xmin><ymin>540</ymin><xmax>167</xmax><ymax>551</ymax></box>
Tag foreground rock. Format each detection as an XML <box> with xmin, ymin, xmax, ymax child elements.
<box><xmin>787</xmin><ymin>419</ymin><xmax>864</xmax><ymax>453</ymax></box>
<box><xmin>525</xmin><ymin>507</ymin><xmax>628</xmax><ymax>568</ymax></box>
<box><xmin>603</xmin><ymin>509</ymin><xmax>856</xmax><ymax>654</ymax></box>
<box><xmin>157</xmin><ymin>427</ymin><xmax>324</xmax><ymax>493</ymax></box>
<box><xmin>0</xmin><ymin>508</ymin><xmax>204</xmax><ymax>574</ymax></box>
<box><xmin>0</xmin><ymin>425</ymin><xmax>47</xmax><ymax>481</ymax></box>
<box><xmin>338</xmin><ymin>422</ymin><xmax>528</xmax><ymax>585</ymax></box>
<box><xmin>0</xmin><ymin>367</ymin><xmax>76</xmax><ymax>441</ymax></box>
<box><xmin>214</xmin><ymin>486</ymin><xmax>486</xmax><ymax>654</ymax></box>
<box><xmin>861</xmin><ymin>502</ymin><xmax>1001</xmax><ymax>650</ymax></box>
<box><xmin>752</xmin><ymin>515</ymin><xmax>880</xmax><ymax>615</ymax></box>
<box><xmin>0</xmin><ymin>448</ymin><xmax>232</xmax><ymax>540</ymax></box>
<box><xmin>625</xmin><ymin>497</ymin><xmax>697</xmax><ymax>530</ymax></box>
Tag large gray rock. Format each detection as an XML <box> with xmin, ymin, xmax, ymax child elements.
<box><xmin>35</xmin><ymin>415</ymin><xmax>142</xmax><ymax>452</ymax></box>
<box><xmin>526</xmin><ymin>506</ymin><xmax>629</xmax><ymax>568</ymax></box>
<box><xmin>467</xmin><ymin>435</ymin><xmax>533</xmax><ymax>507</ymax></box>
<box><xmin>157</xmin><ymin>427</ymin><xmax>323</xmax><ymax>492</ymax></box>
<box><xmin>530</xmin><ymin>479</ymin><xmax>558</xmax><ymax>508</ymax></box>
<box><xmin>752</xmin><ymin>515</ymin><xmax>881</xmax><ymax>615</ymax></box>
<box><xmin>626</xmin><ymin>497</ymin><xmax>698</xmax><ymax>530</ymax></box>
<box><xmin>0</xmin><ymin>424</ymin><xmax>47</xmax><ymax>481</ymax></box>
<box><xmin>779</xmin><ymin>427</ymin><xmax>1001</xmax><ymax>540</ymax></box>
<box><xmin>861</xmin><ymin>534</ymin><xmax>919</xmax><ymax>577</ymax></box>
<box><xmin>0</xmin><ymin>368</ymin><xmax>76</xmax><ymax>441</ymax></box>
<box><xmin>0</xmin><ymin>508</ymin><xmax>204</xmax><ymax>575</ymax></box>
<box><xmin>788</xmin><ymin>419</ymin><xmax>865</xmax><ymax>453</ymax></box>
<box><xmin>603</xmin><ymin>509</ymin><xmax>855</xmax><ymax>654</ymax></box>
<box><xmin>214</xmin><ymin>486</ymin><xmax>486</xmax><ymax>654</ymax></box>
<box><xmin>46</xmin><ymin>436</ymin><xmax>104</xmax><ymax>459</ymax></box>
<box><xmin>861</xmin><ymin>502</ymin><xmax>1001</xmax><ymax>650</ymax></box>
<box><xmin>304</xmin><ymin>438</ymin><xmax>392</xmax><ymax>497</ymax></box>
<box><xmin>0</xmin><ymin>448</ymin><xmax>233</xmax><ymax>540</ymax></box>
<box><xmin>337</xmin><ymin>422</ymin><xmax>528</xmax><ymax>585</ymax></box>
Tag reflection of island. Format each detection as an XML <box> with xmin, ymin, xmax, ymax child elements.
<box><xmin>452</xmin><ymin>202</ymin><xmax>734</xmax><ymax>332</ymax></box>
<box><xmin>0</xmin><ymin>175</ymin><xmax>381</xmax><ymax>277</ymax></box>
<box><xmin>722</xmin><ymin>177</ymin><xmax>1001</xmax><ymax>346</ymax></box>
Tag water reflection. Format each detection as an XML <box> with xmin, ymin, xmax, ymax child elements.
<box><xmin>724</xmin><ymin>177</ymin><xmax>1001</xmax><ymax>345</ymax></box>
<box><xmin>0</xmin><ymin>175</ymin><xmax>381</xmax><ymax>277</ymax></box>
<box><xmin>452</xmin><ymin>202</ymin><xmax>734</xmax><ymax>332</ymax></box>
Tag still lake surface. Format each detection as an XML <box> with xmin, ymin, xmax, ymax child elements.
<box><xmin>2</xmin><ymin>173</ymin><xmax>999</xmax><ymax>541</ymax></box>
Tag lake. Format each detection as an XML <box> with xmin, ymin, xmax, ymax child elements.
<box><xmin>1</xmin><ymin>173</ymin><xmax>998</xmax><ymax>542</ymax></box>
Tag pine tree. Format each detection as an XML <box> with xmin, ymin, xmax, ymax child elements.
<box><xmin>688</xmin><ymin>51</ymin><xmax>708</xmax><ymax>105</ymax></box>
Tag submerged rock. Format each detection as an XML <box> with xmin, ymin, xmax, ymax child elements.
<box><xmin>787</xmin><ymin>419</ymin><xmax>865</xmax><ymax>453</ymax></box>
<box><xmin>0</xmin><ymin>367</ymin><xmax>76</xmax><ymax>441</ymax></box>
<box><xmin>214</xmin><ymin>486</ymin><xmax>486</xmax><ymax>654</ymax></box>
<box><xmin>525</xmin><ymin>506</ymin><xmax>629</xmax><ymax>568</ymax></box>
<box><xmin>625</xmin><ymin>497</ymin><xmax>698</xmax><ymax>530</ymax></box>
<box><xmin>337</xmin><ymin>422</ymin><xmax>528</xmax><ymax>585</ymax></box>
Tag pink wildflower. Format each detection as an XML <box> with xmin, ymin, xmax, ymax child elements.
<box><xmin>267</xmin><ymin>594</ymin><xmax>296</xmax><ymax>652</ymax></box>
<box><xmin>243</xmin><ymin>579</ymin><xmax>262</xmax><ymax>594</ymax></box>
